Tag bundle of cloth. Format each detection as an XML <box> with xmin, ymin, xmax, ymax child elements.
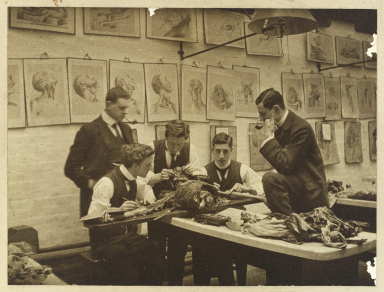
<box><xmin>242</xmin><ymin>207</ymin><xmax>363</xmax><ymax>249</ymax></box>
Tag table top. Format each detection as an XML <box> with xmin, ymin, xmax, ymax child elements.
<box><xmin>83</xmin><ymin>198</ymin><xmax>256</xmax><ymax>230</ymax></box>
<box><xmin>161</xmin><ymin>216</ymin><xmax>376</xmax><ymax>261</ymax></box>
<box><xmin>27</xmin><ymin>258</ymin><xmax>67</xmax><ymax>285</ymax></box>
<box><xmin>336</xmin><ymin>198</ymin><xmax>376</xmax><ymax>208</ymax></box>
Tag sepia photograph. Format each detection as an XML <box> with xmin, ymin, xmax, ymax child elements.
<box><xmin>302</xmin><ymin>73</ymin><xmax>326</xmax><ymax>118</ymax></box>
<box><xmin>306</xmin><ymin>32</ymin><xmax>334</xmax><ymax>64</ymax></box>
<box><xmin>335</xmin><ymin>36</ymin><xmax>364</xmax><ymax>66</ymax></box>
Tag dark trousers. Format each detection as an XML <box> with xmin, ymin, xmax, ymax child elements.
<box><xmin>192</xmin><ymin>234</ymin><xmax>235</xmax><ymax>286</ymax></box>
<box><xmin>262</xmin><ymin>172</ymin><xmax>307</xmax><ymax>216</ymax></box>
<box><xmin>91</xmin><ymin>230</ymin><xmax>167</xmax><ymax>285</ymax></box>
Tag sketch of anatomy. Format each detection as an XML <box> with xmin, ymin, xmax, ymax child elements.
<box><xmin>340</xmin><ymin>76</ymin><xmax>359</xmax><ymax>118</ymax></box>
<box><xmin>7</xmin><ymin>59</ymin><xmax>26</xmax><ymax>128</ymax></box>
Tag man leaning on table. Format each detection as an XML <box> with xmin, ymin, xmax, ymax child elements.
<box><xmin>87</xmin><ymin>143</ymin><xmax>166</xmax><ymax>285</ymax></box>
<box><xmin>194</xmin><ymin>132</ymin><xmax>264</xmax><ymax>286</ymax></box>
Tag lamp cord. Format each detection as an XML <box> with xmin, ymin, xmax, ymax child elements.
<box><xmin>286</xmin><ymin>36</ymin><xmax>291</xmax><ymax>65</ymax></box>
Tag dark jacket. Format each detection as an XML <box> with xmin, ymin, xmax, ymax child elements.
<box><xmin>260</xmin><ymin>111</ymin><xmax>329</xmax><ymax>210</ymax></box>
<box><xmin>204</xmin><ymin>160</ymin><xmax>242</xmax><ymax>192</ymax></box>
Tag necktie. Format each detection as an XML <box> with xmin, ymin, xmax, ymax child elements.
<box><xmin>215</xmin><ymin>165</ymin><xmax>229</xmax><ymax>188</ymax></box>
<box><xmin>112</xmin><ymin>123</ymin><xmax>124</xmax><ymax>142</ymax></box>
<box><xmin>126</xmin><ymin>179</ymin><xmax>137</xmax><ymax>200</ymax></box>
<box><xmin>170</xmin><ymin>153</ymin><xmax>177</xmax><ymax>169</ymax></box>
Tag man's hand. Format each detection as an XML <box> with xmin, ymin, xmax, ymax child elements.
<box><xmin>262</xmin><ymin>114</ymin><xmax>277</xmax><ymax>138</ymax></box>
<box><xmin>182</xmin><ymin>164</ymin><xmax>193</xmax><ymax>175</ymax></box>
<box><xmin>101</xmin><ymin>211</ymin><xmax>111</xmax><ymax>223</ymax></box>
<box><xmin>230</xmin><ymin>183</ymin><xmax>257</xmax><ymax>196</ymax></box>
<box><xmin>138</xmin><ymin>196</ymin><xmax>156</xmax><ymax>206</ymax></box>
<box><xmin>120</xmin><ymin>200</ymin><xmax>139</xmax><ymax>211</ymax></box>
<box><xmin>159</xmin><ymin>169</ymin><xmax>175</xmax><ymax>181</ymax></box>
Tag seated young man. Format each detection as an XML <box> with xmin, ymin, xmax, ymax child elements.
<box><xmin>194</xmin><ymin>132</ymin><xmax>264</xmax><ymax>286</ymax></box>
<box><xmin>87</xmin><ymin>144</ymin><xmax>166</xmax><ymax>285</ymax></box>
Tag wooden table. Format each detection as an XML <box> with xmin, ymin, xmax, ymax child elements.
<box><xmin>160</xmin><ymin>215</ymin><xmax>376</xmax><ymax>286</ymax></box>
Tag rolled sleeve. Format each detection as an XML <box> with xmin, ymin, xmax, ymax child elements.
<box><xmin>240</xmin><ymin>164</ymin><xmax>264</xmax><ymax>195</ymax></box>
<box><xmin>88</xmin><ymin>177</ymin><xmax>114</xmax><ymax>215</ymax></box>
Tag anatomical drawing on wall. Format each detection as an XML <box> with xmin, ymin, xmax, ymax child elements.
<box><xmin>203</xmin><ymin>9</ymin><xmax>245</xmax><ymax>49</ymax></box>
<box><xmin>244</xmin><ymin>22</ymin><xmax>283</xmax><ymax>56</ymax></box>
<box><xmin>181</xmin><ymin>65</ymin><xmax>207</xmax><ymax>123</ymax></box>
<box><xmin>340</xmin><ymin>76</ymin><xmax>359</xmax><ymax>119</ymax></box>
<box><xmin>83</xmin><ymin>8</ymin><xmax>140</xmax><ymax>37</ymax></box>
<box><xmin>302</xmin><ymin>73</ymin><xmax>326</xmax><ymax>118</ymax></box>
<box><xmin>206</xmin><ymin>66</ymin><xmax>236</xmax><ymax>121</ymax></box>
<box><xmin>9</xmin><ymin>7</ymin><xmax>75</xmax><ymax>34</ymax></box>
<box><xmin>315</xmin><ymin>122</ymin><xmax>340</xmax><ymax>166</ymax></box>
<box><xmin>249</xmin><ymin>123</ymin><xmax>273</xmax><ymax>171</ymax></box>
<box><xmin>357</xmin><ymin>77</ymin><xmax>376</xmax><ymax>119</ymax></box>
<box><xmin>110</xmin><ymin>60</ymin><xmax>145</xmax><ymax>123</ymax></box>
<box><xmin>145</xmin><ymin>63</ymin><xmax>179</xmax><ymax>122</ymax></box>
<box><xmin>344</xmin><ymin>121</ymin><xmax>363</xmax><ymax>164</ymax></box>
<box><xmin>7</xmin><ymin>59</ymin><xmax>26</xmax><ymax>128</ymax></box>
<box><xmin>324</xmin><ymin>76</ymin><xmax>342</xmax><ymax>120</ymax></box>
<box><xmin>335</xmin><ymin>37</ymin><xmax>363</xmax><ymax>66</ymax></box>
<box><xmin>68</xmin><ymin>58</ymin><xmax>108</xmax><ymax>123</ymax></box>
<box><xmin>362</xmin><ymin>41</ymin><xmax>377</xmax><ymax>69</ymax></box>
<box><xmin>233</xmin><ymin>65</ymin><xmax>259</xmax><ymax>118</ymax></box>
<box><xmin>146</xmin><ymin>8</ymin><xmax>197</xmax><ymax>43</ymax></box>
<box><xmin>23</xmin><ymin>58</ymin><xmax>70</xmax><ymax>127</ymax></box>
<box><xmin>281</xmin><ymin>72</ymin><xmax>305</xmax><ymax>118</ymax></box>
<box><xmin>306</xmin><ymin>32</ymin><xmax>334</xmax><ymax>64</ymax></box>
<box><xmin>368</xmin><ymin>121</ymin><xmax>377</xmax><ymax>161</ymax></box>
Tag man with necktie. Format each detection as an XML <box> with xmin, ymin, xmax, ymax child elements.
<box><xmin>144</xmin><ymin>119</ymin><xmax>201</xmax><ymax>286</ymax></box>
<box><xmin>195</xmin><ymin>132</ymin><xmax>264</xmax><ymax>286</ymax></box>
<box><xmin>64</xmin><ymin>87</ymin><xmax>135</xmax><ymax>218</ymax></box>
<box><xmin>254</xmin><ymin>88</ymin><xmax>329</xmax><ymax>216</ymax></box>
<box><xmin>87</xmin><ymin>143</ymin><xmax>166</xmax><ymax>285</ymax></box>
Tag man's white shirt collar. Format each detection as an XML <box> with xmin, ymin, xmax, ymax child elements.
<box><xmin>276</xmin><ymin>110</ymin><xmax>289</xmax><ymax>128</ymax></box>
<box><xmin>120</xmin><ymin>165</ymin><xmax>135</xmax><ymax>180</ymax></box>
<box><xmin>101</xmin><ymin>110</ymin><xmax>118</xmax><ymax>126</ymax></box>
<box><xmin>215</xmin><ymin>159</ymin><xmax>231</xmax><ymax>170</ymax></box>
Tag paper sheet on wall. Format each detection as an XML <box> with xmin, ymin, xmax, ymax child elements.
<box><xmin>322</xmin><ymin>124</ymin><xmax>331</xmax><ymax>141</ymax></box>
<box><xmin>216</xmin><ymin>127</ymin><xmax>229</xmax><ymax>135</ymax></box>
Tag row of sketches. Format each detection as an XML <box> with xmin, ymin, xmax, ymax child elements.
<box><xmin>307</xmin><ymin>32</ymin><xmax>376</xmax><ymax>69</ymax></box>
<box><xmin>7</xmin><ymin>59</ymin><xmax>260</xmax><ymax>128</ymax></box>
<box><xmin>281</xmin><ymin>73</ymin><xmax>376</xmax><ymax>120</ymax></box>
<box><xmin>9</xmin><ymin>8</ymin><xmax>283</xmax><ymax>57</ymax></box>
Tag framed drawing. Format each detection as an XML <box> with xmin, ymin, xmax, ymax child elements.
<box><xmin>24</xmin><ymin>58</ymin><xmax>70</xmax><ymax>127</ymax></box>
<box><xmin>233</xmin><ymin>65</ymin><xmax>260</xmax><ymax>118</ymax></box>
<box><xmin>281</xmin><ymin>72</ymin><xmax>305</xmax><ymax>118</ymax></box>
<box><xmin>146</xmin><ymin>8</ymin><xmax>197</xmax><ymax>43</ymax></box>
<box><xmin>362</xmin><ymin>41</ymin><xmax>377</xmax><ymax>69</ymax></box>
<box><xmin>324</xmin><ymin>76</ymin><xmax>341</xmax><ymax>121</ymax></box>
<box><xmin>144</xmin><ymin>63</ymin><xmax>179</xmax><ymax>122</ymax></box>
<box><xmin>344</xmin><ymin>122</ymin><xmax>363</xmax><ymax>164</ymax></box>
<box><xmin>131</xmin><ymin>128</ymin><xmax>138</xmax><ymax>143</ymax></box>
<box><xmin>203</xmin><ymin>9</ymin><xmax>245</xmax><ymax>49</ymax></box>
<box><xmin>207</xmin><ymin>66</ymin><xmax>236</xmax><ymax>121</ymax></box>
<box><xmin>68</xmin><ymin>58</ymin><xmax>108</xmax><ymax>123</ymax></box>
<box><xmin>306</xmin><ymin>32</ymin><xmax>334</xmax><ymax>64</ymax></box>
<box><xmin>302</xmin><ymin>73</ymin><xmax>326</xmax><ymax>118</ymax></box>
<box><xmin>335</xmin><ymin>37</ymin><xmax>363</xmax><ymax>66</ymax></box>
<box><xmin>210</xmin><ymin>126</ymin><xmax>237</xmax><ymax>161</ymax></box>
<box><xmin>181</xmin><ymin>65</ymin><xmax>208</xmax><ymax>123</ymax></box>
<box><xmin>315</xmin><ymin>122</ymin><xmax>340</xmax><ymax>166</ymax></box>
<box><xmin>244</xmin><ymin>22</ymin><xmax>283</xmax><ymax>56</ymax></box>
<box><xmin>155</xmin><ymin>125</ymin><xmax>190</xmax><ymax>142</ymax></box>
<box><xmin>368</xmin><ymin>121</ymin><xmax>377</xmax><ymax>161</ymax></box>
<box><xmin>110</xmin><ymin>60</ymin><xmax>145</xmax><ymax>123</ymax></box>
<box><xmin>8</xmin><ymin>59</ymin><xmax>26</xmax><ymax>128</ymax></box>
<box><xmin>357</xmin><ymin>78</ymin><xmax>376</xmax><ymax>119</ymax></box>
<box><xmin>340</xmin><ymin>76</ymin><xmax>359</xmax><ymax>119</ymax></box>
<box><xmin>249</xmin><ymin>123</ymin><xmax>273</xmax><ymax>171</ymax></box>
<box><xmin>84</xmin><ymin>8</ymin><xmax>140</xmax><ymax>38</ymax></box>
<box><xmin>9</xmin><ymin>7</ymin><xmax>75</xmax><ymax>34</ymax></box>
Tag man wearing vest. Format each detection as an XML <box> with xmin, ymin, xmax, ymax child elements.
<box><xmin>145</xmin><ymin>120</ymin><xmax>201</xmax><ymax>286</ymax></box>
<box><xmin>65</xmin><ymin>87</ymin><xmax>135</xmax><ymax>218</ymax></box>
<box><xmin>87</xmin><ymin>144</ymin><xmax>166</xmax><ymax>285</ymax></box>
<box><xmin>194</xmin><ymin>132</ymin><xmax>264</xmax><ymax>285</ymax></box>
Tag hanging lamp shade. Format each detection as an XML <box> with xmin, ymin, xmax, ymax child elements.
<box><xmin>248</xmin><ymin>9</ymin><xmax>318</xmax><ymax>37</ymax></box>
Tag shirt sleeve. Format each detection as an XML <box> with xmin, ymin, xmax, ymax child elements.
<box><xmin>240</xmin><ymin>164</ymin><xmax>264</xmax><ymax>195</ymax></box>
<box><xmin>88</xmin><ymin>177</ymin><xmax>114</xmax><ymax>215</ymax></box>
<box><xmin>189</xmin><ymin>144</ymin><xmax>202</xmax><ymax>175</ymax></box>
<box><xmin>141</xmin><ymin>141</ymin><xmax>156</xmax><ymax>184</ymax></box>
<box><xmin>135</xmin><ymin>178</ymin><xmax>156</xmax><ymax>204</ymax></box>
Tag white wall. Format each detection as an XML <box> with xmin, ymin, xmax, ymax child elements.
<box><xmin>7</xmin><ymin>8</ymin><xmax>376</xmax><ymax>248</ymax></box>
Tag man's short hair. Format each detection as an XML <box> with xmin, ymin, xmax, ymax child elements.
<box><xmin>165</xmin><ymin>120</ymin><xmax>190</xmax><ymax>139</ymax></box>
<box><xmin>255</xmin><ymin>88</ymin><xmax>285</xmax><ymax>110</ymax></box>
<box><xmin>121</xmin><ymin>144</ymin><xmax>154</xmax><ymax>169</ymax></box>
<box><xmin>212</xmin><ymin>132</ymin><xmax>233</xmax><ymax>149</ymax></box>
<box><xmin>106</xmin><ymin>87</ymin><xmax>130</xmax><ymax>104</ymax></box>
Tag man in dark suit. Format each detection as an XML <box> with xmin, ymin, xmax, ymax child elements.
<box><xmin>65</xmin><ymin>87</ymin><xmax>135</xmax><ymax>218</ymax></box>
<box><xmin>254</xmin><ymin>88</ymin><xmax>329</xmax><ymax>216</ymax></box>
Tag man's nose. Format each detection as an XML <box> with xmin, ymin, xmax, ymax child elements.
<box><xmin>219</xmin><ymin>151</ymin><xmax>224</xmax><ymax>158</ymax></box>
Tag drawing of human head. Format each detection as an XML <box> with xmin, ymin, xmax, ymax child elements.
<box><xmin>211</xmin><ymin>84</ymin><xmax>232</xmax><ymax>109</ymax></box>
<box><xmin>189</xmin><ymin>79</ymin><xmax>203</xmax><ymax>102</ymax></box>
<box><xmin>152</xmin><ymin>74</ymin><xmax>173</xmax><ymax>107</ymax></box>
<box><xmin>32</xmin><ymin>71</ymin><xmax>57</xmax><ymax>100</ymax></box>
<box><xmin>115</xmin><ymin>74</ymin><xmax>137</xmax><ymax>98</ymax></box>
<box><xmin>161</xmin><ymin>9</ymin><xmax>184</xmax><ymax>29</ymax></box>
<box><xmin>73</xmin><ymin>75</ymin><xmax>100</xmax><ymax>102</ymax></box>
<box><xmin>219</xmin><ymin>18</ymin><xmax>239</xmax><ymax>37</ymax></box>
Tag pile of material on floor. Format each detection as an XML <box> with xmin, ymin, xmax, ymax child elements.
<box><xmin>241</xmin><ymin>207</ymin><xmax>365</xmax><ymax>249</ymax></box>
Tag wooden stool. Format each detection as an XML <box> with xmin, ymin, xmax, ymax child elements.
<box><xmin>80</xmin><ymin>251</ymin><xmax>105</xmax><ymax>285</ymax></box>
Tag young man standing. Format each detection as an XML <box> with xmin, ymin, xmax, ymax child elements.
<box><xmin>87</xmin><ymin>144</ymin><xmax>166</xmax><ymax>285</ymax></box>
